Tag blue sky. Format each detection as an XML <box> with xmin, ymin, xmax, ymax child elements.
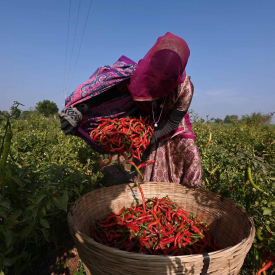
<box><xmin>1</xmin><ymin>0</ymin><xmax>275</xmax><ymax>122</ymax></box>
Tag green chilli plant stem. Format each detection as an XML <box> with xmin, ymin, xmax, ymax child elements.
<box><xmin>0</xmin><ymin>115</ymin><xmax>10</xmax><ymax>159</ymax></box>
<box><xmin>0</xmin><ymin>101</ymin><xmax>23</xmax><ymax>159</ymax></box>
<box><xmin>0</xmin><ymin>120</ymin><xmax>12</xmax><ymax>190</ymax></box>
<box><xmin>0</xmin><ymin>101</ymin><xmax>23</xmax><ymax>190</ymax></box>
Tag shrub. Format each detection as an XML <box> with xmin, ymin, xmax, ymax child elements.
<box><xmin>0</xmin><ymin>103</ymin><xmax>102</xmax><ymax>274</ymax></box>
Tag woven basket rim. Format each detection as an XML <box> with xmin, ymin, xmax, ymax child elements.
<box><xmin>69</xmin><ymin>228</ymin><xmax>254</xmax><ymax>261</ymax></box>
<box><xmin>67</xmin><ymin>182</ymin><xmax>255</xmax><ymax>260</ymax></box>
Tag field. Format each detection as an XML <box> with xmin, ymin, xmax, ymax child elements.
<box><xmin>0</xmin><ymin>109</ymin><xmax>275</xmax><ymax>274</ymax></box>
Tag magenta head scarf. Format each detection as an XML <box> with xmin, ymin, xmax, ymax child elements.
<box><xmin>128</xmin><ymin>32</ymin><xmax>190</xmax><ymax>102</ymax></box>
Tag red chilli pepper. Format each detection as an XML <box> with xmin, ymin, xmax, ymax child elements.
<box><xmin>257</xmin><ymin>254</ymin><xmax>274</xmax><ymax>275</ymax></box>
<box><xmin>99</xmin><ymin>156</ymin><xmax>112</xmax><ymax>166</ymax></box>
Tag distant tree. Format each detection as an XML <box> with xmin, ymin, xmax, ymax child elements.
<box><xmin>214</xmin><ymin>118</ymin><xmax>223</xmax><ymax>123</ymax></box>
<box><xmin>241</xmin><ymin>112</ymin><xmax>274</xmax><ymax>125</ymax></box>
<box><xmin>10</xmin><ymin>106</ymin><xmax>21</xmax><ymax>119</ymax></box>
<box><xmin>224</xmin><ymin>115</ymin><xmax>238</xmax><ymax>123</ymax></box>
<box><xmin>35</xmin><ymin>100</ymin><xmax>59</xmax><ymax>117</ymax></box>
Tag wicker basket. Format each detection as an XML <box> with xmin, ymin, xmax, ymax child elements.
<box><xmin>67</xmin><ymin>182</ymin><xmax>255</xmax><ymax>275</ymax></box>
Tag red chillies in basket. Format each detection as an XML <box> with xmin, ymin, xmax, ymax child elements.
<box><xmin>90</xmin><ymin>184</ymin><xmax>223</xmax><ymax>256</ymax></box>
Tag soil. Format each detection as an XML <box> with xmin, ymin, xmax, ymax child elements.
<box><xmin>36</xmin><ymin>239</ymin><xmax>80</xmax><ymax>275</ymax></box>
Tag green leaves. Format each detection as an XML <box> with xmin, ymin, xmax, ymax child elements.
<box><xmin>0</xmin><ymin>198</ymin><xmax>11</xmax><ymax>209</ymax></box>
<box><xmin>60</xmin><ymin>190</ymin><xmax>69</xmax><ymax>212</ymax></box>
<box><xmin>35</xmin><ymin>194</ymin><xmax>47</xmax><ymax>204</ymax></box>
<box><xmin>5</xmin><ymin>230</ymin><xmax>14</xmax><ymax>247</ymax></box>
<box><xmin>194</xmin><ymin>119</ymin><xmax>275</xmax><ymax>271</ymax></box>
<box><xmin>10</xmin><ymin>209</ymin><xmax>22</xmax><ymax>221</ymax></box>
<box><xmin>53</xmin><ymin>197</ymin><xmax>61</xmax><ymax>209</ymax></box>
<box><xmin>19</xmin><ymin>225</ymin><xmax>33</xmax><ymax>238</ymax></box>
<box><xmin>29</xmin><ymin>208</ymin><xmax>38</xmax><ymax>220</ymax></box>
<box><xmin>35</xmin><ymin>100</ymin><xmax>58</xmax><ymax>117</ymax></box>
<box><xmin>3</xmin><ymin>258</ymin><xmax>11</xmax><ymax>267</ymax></box>
<box><xmin>40</xmin><ymin>218</ymin><xmax>50</xmax><ymax>228</ymax></box>
<box><xmin>25</xmin><ymin>205</ymin><xmax>36</xmax><ymax>211</ymax></box>
<box><xmin>0</xmin><ymin>105</ymin><xmax>102</xmax><ymax>274</ymax></box>
<box><xmin>73</xmin><ymin>187</ymin><xmax>81</xmax><ymax>197</ymax></box>
<box><xmin>12</xmin><ymin>176</ymin><xmax>24</xmax><ymax>187</ymax></box>
<box><xmin>0</xmin><ymin>206</ymin><xmax>7</xmax><ymax>219</ymax></box>
<box><xmin>262</xmin><ymin>207</ymin><xmax>272</xmax><ymax>216</ymax></box>
<box><xmin>40</xmin><ymin>228</ymin><xmax>50</xmax><ymax>242</ymax></box>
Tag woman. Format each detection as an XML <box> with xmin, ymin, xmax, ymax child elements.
<box><xmin>60</xmin><ymin>32</ymin><xmax>203</xmax><ymax>187</ymax></box>
<box><xmin>128</xmin><ymin>32</ymin><xmax>203</xmax><ymax>187</ymax></box>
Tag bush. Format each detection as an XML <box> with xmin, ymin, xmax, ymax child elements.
<box><xmin>1</xmin><ymin>105</ymin><xmax>274</xmax><ymax>274</ymax></box>
<box><xmin>0</xmin><ymin>104</ymin><xmax>102</xmax><ymax>274</ymax></box>
<box><xmin>241</xmin><ymin>112</ymin><xmax>274</xmax><ymax>126</ymax></box>
<box><xmin>192</xmin><ymin>118</ymin><xmax>275</xmax><ymax>274</ymax></box>
<box><xmin>214</xmin><ymin>118</ymin><xmax>223</xmax><ymax>123</ymax></box>
<box><xmin>224</xmin><ymin>114</ymin><xmax>239</xmax><ymax>123</ymax></box>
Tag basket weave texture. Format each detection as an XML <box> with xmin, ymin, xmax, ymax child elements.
<box><xmin>67</xmin><ymin>182</ymin><xmax>255</xmax><ymax>275</ymax></box>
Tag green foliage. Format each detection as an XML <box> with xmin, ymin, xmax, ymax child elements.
<box><xmin>19</xmin><ymin>110</ymin><xmax>34</xmax><ymax>120</ymax></box>
<box><xmin>0</xmin><ymin>103</ymin><xmax>102</xmax><ymax>274</ymax></box>
<box><xmin>224</xmin><ymin>114</ymin><xmax>239</xmax><ymax>123</ymax></box>
<box><xmin>1</xmin><ymin>103</ymin><xmax>274</xmax><ymax>274</ymax></box>
<box><xmin>35</xmin><ymin>100</ymin><xmax>59</xmax><ymax>117</ymax></box>
<box><xmin>193</xmin><ymin>118</ymin><xmax>275</xmax><ymax>274</ymax></box>
<box><xmin>0</xmin><ymin>111</ymin><xmax>10</xmax><ymax>122</ymax></box>
<box><xmin>214</xmin><ymin>118</ymin><xmax>223</xmax><ymax>123</ymax></box>
<box><xmin>73</xmin><ymin>261</ymin><xmax>86</xmax><ymax>275</ymax></box>
<box><xmin>241</xmin><ymin>111</ymin><xmax>274</xmax><ymax>125</ymax></box>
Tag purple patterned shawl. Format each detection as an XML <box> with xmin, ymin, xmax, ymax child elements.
<box><xmin>64</xmin><ymin>56</ymin><xmax>137</xmax><ymax>153</ymax></box>
<box><xmin>65</xmin><ymin>56</ymin><xmax>137</xmax><ymax>108</ymax></box>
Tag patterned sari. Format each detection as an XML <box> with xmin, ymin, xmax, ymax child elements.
<box><xmin>135</xmin><ymin>77</ymin><xmax>204</xmax><ymax>188</ymax></box>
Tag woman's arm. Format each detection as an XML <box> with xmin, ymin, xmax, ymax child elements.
<box><xmin>150</xmin><ymin>77</ymin><xmax>194</xmax><ymax>144</ymax></box>
<box><xmin>150</xmin><ymin>109</ymin><xmax>186</xmax><ymax>144</ymax></box>
<box><xmin>60</xmin><ymin>85</ymin><xmax>124</xmax><ymax>135</ymax></box>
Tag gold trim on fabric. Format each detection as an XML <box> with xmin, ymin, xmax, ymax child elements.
<box><xmin>134</xmin><ymin>98</ymin><xmax>157</xmax><ymax>102</ymax></box>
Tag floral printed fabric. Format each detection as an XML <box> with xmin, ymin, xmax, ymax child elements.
<box><xmin>64</xmin><ymin>56</ymin><xmax>137</xmax><ymax>108</ymax></box>
<box><xmin>165</xmin><ymin>76</ymin><xmax>194</xmax><ymax>113</ymax></box>
<box><xmin>136</xmin><ymin>137</ymin><xmax>204</xmax><ymax>188</ymax></box>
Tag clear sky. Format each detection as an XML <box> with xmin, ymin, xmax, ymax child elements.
<box><xmin>1</xmin><ymin>0</ymin><xmax>275</xmax><ymax>122</ymax></box>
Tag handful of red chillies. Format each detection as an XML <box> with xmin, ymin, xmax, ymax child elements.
<box><xmin>91</xmin><ymin>184</ymin><xmax>223</xmax><ymax>256</ymax></box>
<box><xmin>90</xmin><ymin>117</ymin><xmax>154</xmax><ymax>166</ymax></box>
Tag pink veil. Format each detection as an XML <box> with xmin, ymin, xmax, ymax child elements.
<box><xmin>128</xmin><ymin>32</ymin><xmax>190</xmax><ymax>102</ymax></box>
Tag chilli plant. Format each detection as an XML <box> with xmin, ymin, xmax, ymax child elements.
<box><xmin>0</xmin><ymin>102</ymin><xmax>102</xmax><ymax>275</ymax></box>
<box><xmin>191</xmin><ymin>111</ymin><xmax>275</xmax><ymax>274</ymax></box>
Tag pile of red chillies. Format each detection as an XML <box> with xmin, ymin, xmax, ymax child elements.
<box><xmin>90</xmin><ymin>117</ymin><xmax>154</xmax><ymax>166</ymax></box>
<box><xmin>91</xmin><ymin>184</ymin><xmax>222</xmax><ymax>256</ymax></box>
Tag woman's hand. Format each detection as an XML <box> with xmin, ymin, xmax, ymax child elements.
<box><xmin>59</xmin><ymin>104</ymin><xmax>88</xmax><ymax>135</ymax></box>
